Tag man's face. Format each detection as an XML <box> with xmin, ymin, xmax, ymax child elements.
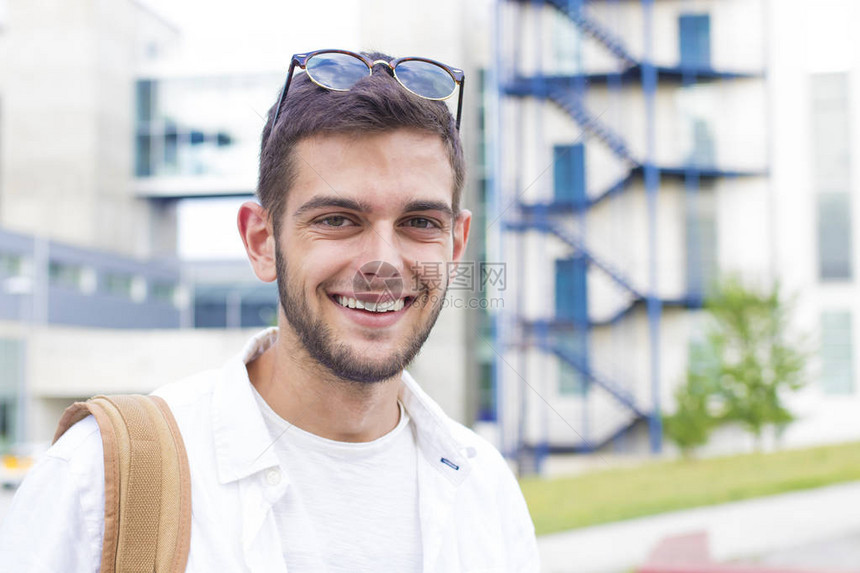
<box><xmin>273</xmin><ymin>128</ymin><xmax>470</xmax><ymax>383</ymax></box>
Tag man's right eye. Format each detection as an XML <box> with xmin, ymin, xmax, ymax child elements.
<box><xmin>318</xmin><ymin>216</ymin><xmax>353</xmax><ymax>227</ymax></box>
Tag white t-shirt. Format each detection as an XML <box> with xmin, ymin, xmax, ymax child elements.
<box><xmin>252</xmin><ymin>388</ymin><xmax>422</xmax><ymax>572</ymax></box>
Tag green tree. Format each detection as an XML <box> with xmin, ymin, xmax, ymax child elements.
<box><xmin>707</xmin><ymin>278</ymin><xmax>806</xmax><ymax>447</ymax></box>
<box><xmin>665</xmin><ymin>278</ymin><xmax>807</xmax><ymax>454</ymax></box>
<box><xmin>664</xmin><ymin>343</ymin><xmax>721</xmax><ymax>457</ymax></box>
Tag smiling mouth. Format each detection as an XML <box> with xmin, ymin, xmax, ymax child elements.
<box><xmin>329</xmin><ymin>294</ymin><xmax>414</xmax><ymax>313</ymax></box>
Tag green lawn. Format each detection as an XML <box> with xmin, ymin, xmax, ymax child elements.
<box><xmin>519</xmin><ymin>441</ymin><xmax>860</xmax><ymax>536</ymax></box>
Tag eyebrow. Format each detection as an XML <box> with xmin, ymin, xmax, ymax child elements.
<box><xmin>293</xmin><ymin>196</ymin><xmax>373</xmax><ymax>218</ymax></box>
<box><xmin>403</xmin><ymin>200</ymin><xmax>454</xmax><ymax>220</ymax></box>
<box><xmin>293</xmin><ymin>196</ymin><xmax>454</xmax><ymax>219</ymax></box>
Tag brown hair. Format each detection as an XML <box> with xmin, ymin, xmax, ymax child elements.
<box><xmin>257</xmin><ymin>51</ymin><xmax>465</xmax><ymax>226</ymax></box>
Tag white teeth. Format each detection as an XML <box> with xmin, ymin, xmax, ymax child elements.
<box><xmin>334</xmin><ymin>295</ymin><xmax>406</xmax><ymax>313</ymax></box>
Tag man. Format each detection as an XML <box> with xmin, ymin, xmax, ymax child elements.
<box><xmin>0</xmin><ymin>50</ymin><xmax>539</xmax><ymax>571</ymax></box>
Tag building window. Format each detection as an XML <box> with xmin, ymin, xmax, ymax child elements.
<box><xmin>820</xmin><ymin>311</ymin><xmax>854</xmax><ymax>395</ymax></box>
<box><xmin>136</xmin><ymin>80</ymin><xmax>155</xmax><ymax>124</ymax></box>
<box><xmin>690</xmin><ymin>118</ymin><xmax>716</xmax><ymax>167</ymax></box>
<box><xmin>0</xmin><ymin>400</ymin><xmax>12</xmax><ymax>448</ymax></box>
<box><xmin>0</xmin><ymin>252</ymin><xmax>22</xmax><ymax>276</ymax></box>
<box><xmin>0</xmin><ymin>338</ymin><xmax>23</xmax><ymax>448</ymax></box>
<box><xmin>818</xmin><ymin>193</ymin><xmax>853</xmax><ymax>280</ymax></box>
<box><xmin>554</xmin><ymin>144</ymin><xmax>586</xmax><ymax>206</ymax></box>
<box><xmin>136</xmin><ymin>133</ymin><xmax>153</xmax><ymax>177</ymax></box>
<box><xmin>195</xmin><ymin>299</ymin><xmax>227</xmax><ymax>328</ymax></box>
<box><xmin>555</xmin><ymin>257</ymin><xmax>590</xmax><ymax>395</ymax></box>
<box><xmin>103</xmin><ymin>272</ymin><xmax>134</xmax><ymax>298</ymax></box>
<box><xmin>556</xmin><ymin>257</ymin><xmax>588</xmax><ymax>322</ymax></box>
<box><xmin>150</xmin><ymin>281</ymin><xmax>176</xmax><ymax>304</ymax></box>
<box><xmin>679</xmin><ymin>14</ymin><xmax>711</xmax><ymax>68</ymax></box>
<box><xmin>477</xmin><ymin>361</ymin><xmax>496</xmax><ymax>421</ymax></box>
<box><xmin>553</xmin><ymin>10</ymin><xmax>583</xmax><ymax>74</ymax></box>
<box><xmin>812</xmin><ymin>73</ymin><xmax>853</xmax><ymax>281</ymax></box>
<box><xmin>686</xmin><ymin>182</ymin><xmax>718</xmax><ymax>298</ymax></box>
<box><xmin>49</xmin><ymin>261</ymin><xmax>83</xmax><ymax>290</ymax></box>
<box><xmin>133</xmin><ymin>75</ymin><xmax>278</xmax><ymax>181</ymax></box>
<box><xmin>241</xmin><ymin>300</ymin><xmax>277</xmax><ymax>327</ymax></box>
<box><xmin>163</xmin><ymin>122</ymin><xmax>179</xmax><ymax>174</ymax></box>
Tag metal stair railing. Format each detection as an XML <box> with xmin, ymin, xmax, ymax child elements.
<box><xmin>589</xmin><ymin>170</ymin><xmax>636</xmax><ymax>206</ymax></box>
<box><xmin>507</xmin><ymin>217</ymin><xmax>645</xmax><ymax>299</ymax></box>
<box><xmin>547</xmin><ymin>84</ymin><xmax>638</xmax><ymax>163</ymax></box>
<box><xmin>592</xmin><ymin>297</ymin><xmax>642</xmax><ymax>326</ymax></box>
<box><xmin>543</xmin><ymin>0</ymin><xmax>638</xmax><ymax>66</ymax></box>
<box><xmin>539</xmin><ymin>339</ymin><xmax>644</xmax><ymax>415</ymax></box>
<box><xmin>518</xmin><ymin>170</ymin><xmax>635</xmax><ymax>211</ymax></box>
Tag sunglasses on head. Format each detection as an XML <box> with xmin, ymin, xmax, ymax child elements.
<box><xmin>270</xmin><ymin>49</ymin><xmax>465</xmax><ymax>131</ymax></box>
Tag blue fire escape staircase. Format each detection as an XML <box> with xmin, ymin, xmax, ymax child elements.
<box><xmin>501</xmin><ymin>2</ymin><xmax>655</xmax><ymax>458</ymax></box>
<box><xmin>539</xmin><ymin>0</ymin><xmax>638</xmax><ymax>67</ymax></box>
<box><xmin>507</xmin><ymin>211</ymin><xmax>705</xmax><ymax>331</ymax></box>
<box><xmin>505</xmin><ymin>214</ymin><xmax>649</xmax><ymax>443</ymax></box>
<box><xmin>498</xmin><ymin>0</ymin><xmax>768</xmax><ymax>464</ymax></box>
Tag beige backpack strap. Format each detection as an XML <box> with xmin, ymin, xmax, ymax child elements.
<box><xmin>53</xmin><ymin>394</ymin><xmax>192</xmax><ymax>573</ymax></box>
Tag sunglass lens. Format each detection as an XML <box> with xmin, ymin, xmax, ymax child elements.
<box><xmin>306</xmin><ymin>52</ymin><xmax>370</xmax><ymax>90</ymax></box>
<box><xmin>394</xmin><ymin>60</ymin><xmax>456</xmax><ymax>100</ymax></box>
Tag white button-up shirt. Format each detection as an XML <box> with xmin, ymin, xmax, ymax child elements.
<box><xmin>0</xmin><ymin>328</ymin><xmax>539</xmax><ymax>572</ymax></box>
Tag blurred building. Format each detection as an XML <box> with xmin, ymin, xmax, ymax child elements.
<box><xmin>0</xmin><ymin>0</ymin><xmax>491</xmax><ymax>446</ymax></box>
<box><xmin>6</xmin><ymin>0</ymin><xmax>853</xmax><ymax>469</ymax></box>
<box><xmin>490</xmin><ymin>0</ymin><xmax>860</xmax><ymax>468</ymax></box>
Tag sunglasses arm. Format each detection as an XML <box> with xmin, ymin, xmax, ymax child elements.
<box><xmin>271</xmin><ymin>59</ymin><xmax>299</xmax><ymax>130</ymax></box>
<box><xmin>455</xmin><ymin>76</ymin><xmax>465</xmax><ymax>131</ymax></box>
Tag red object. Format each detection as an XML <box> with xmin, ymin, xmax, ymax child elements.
<box><xmin>635</xmin><ymin>531</ymin><xmax>860</xmax><ymax>573</ymax></box>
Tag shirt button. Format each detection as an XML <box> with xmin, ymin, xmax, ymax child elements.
<box><xmin>265</xmin><ymin>468</ymin><xmax>282</xmax><ymax>486</ymax></box>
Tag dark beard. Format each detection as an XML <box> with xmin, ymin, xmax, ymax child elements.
<box><xmin>275</xmin><ymin>245</ymin><xmax>445</xmax><ymax>384</ymax></box>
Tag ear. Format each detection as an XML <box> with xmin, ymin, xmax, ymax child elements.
<box><xmin>451</xmin><ymin>209</ymin><xmax>472</xmax><ymax>263</ymax></box>
<box><xmin>238</xmin><ymin>201</ymin><xmax>277</xmax><ymax>282</ymax></box>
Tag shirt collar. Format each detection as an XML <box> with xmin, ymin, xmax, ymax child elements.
<box><xmin>212</xmin><ymin>327</ymin><xmax>472</xmax><ymax>486</ymax></box>
<box><xmin>211</xmin><ymin>328</ymin><xmax>282</xmax><ymax>484</ymax></box>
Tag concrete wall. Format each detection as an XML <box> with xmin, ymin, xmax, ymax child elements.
<box><xmin>0</xmin><ymin>0</ymin><xmax>176</xmax><ymax>257</ymax></box>
<box><xmin>764</xmin><ymin>0</ymin><xmax>860</xmax><ymax>452</ymax></box>
<box><xmin>21</xmin><ymin>324</ymin><xmax>256</xmax><ymax>441</ymax></box>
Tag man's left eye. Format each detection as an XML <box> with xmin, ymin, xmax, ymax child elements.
<box><xmin>407</xmin><ymin>218</ymin><xmax>438</xmax><ymax>229</ymax></box>
<box><xmin>319</xmin><ymin>216</ymin><xmax>352</xmax><ymax>227</ymax></box>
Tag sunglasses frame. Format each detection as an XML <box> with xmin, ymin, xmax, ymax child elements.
<box><xmin>270</xmin><ymin>49</ymin><xmax>465</xmax><ymax>132</ymax></box>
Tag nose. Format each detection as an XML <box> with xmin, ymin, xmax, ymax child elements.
<box><xmin>353</xmin><ymin>230</ymin><xmax>407</xmax><ymax>301</ymax></box>
<box><xmin>360</xmin><ymin>227</ymin><xmax>405</xmax><ymax>273</ymax></box>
